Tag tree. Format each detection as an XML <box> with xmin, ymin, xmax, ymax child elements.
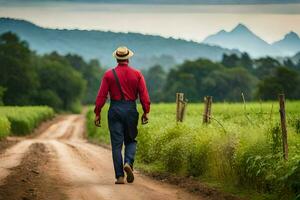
<box><xmin>65</xmin><ymin>54</ymin><xmax>104</xmax><ymax>104</ymax></box>
<box><xmin>284</xmin><ymin>58</ymin><xmax>300</xmax><ymax>72</ymax></box>
<box><xmin>284</xmin><ymin>58</ymin><xmax>296</xmax><ymax>69</ymax></box>
<box><xmin>33</xmin><ymin>54</ymin><xmax>87</xmax><ymax>111</ymax></box>
<box><xmin>33</xmin><ymin>89</ymin><xmax>63</xmax><ymax>110</ymax></box>
<box><xmin>0</xmin><ymin>86</ymin><xmax>6</xmax><ymax>106</ymax></box>
<box><xmin>253</xmin><ymin>57</ymin><xmax>281</xmax><ymax>79</ymax></box>
<box><xmin>257</xmin><ymin>67</ymin><xmax>300</xmax><ymax>100</ymax></box>
<box><xmin>163</xmin><ymin>59</ymin><xmax>223</xmax><ymax>102</ymax></box>
<box><xmin>221</xmin><ymin>53</ymin><xmax>253</xmax><ymax>71</ymax></box>
<box><xmin>84</xmin><ymin>59</ymin><xmax>104</xmax><ymax>104</ymax></box>
<box><xmin>222</xmin><ymin>54</ymin><xmax>240</xmax><ymax>68</ymax></box>
<box><xmin>240</xmin><ymin>53</ymin><xmax>253</xmax><ymax>71</ymax></box>
<box><xmin>144</xmin><ymin>65</ymin><xmax>167</xmax><ymax>102</ymax></box>
<box><xmin>202</xmin><ymin>67</ymin><xmax>257</xmax><ymax>101</ymax></box>
<box><xmin>0</xmin><ymin>32</ymin><xmax>38</xmax><ymax>105</ymax></box>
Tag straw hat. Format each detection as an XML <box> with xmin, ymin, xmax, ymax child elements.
<box><xmin>113</xmin><ymin>46</ymin><xmax>134</xmax><ymax>60</ymax></box>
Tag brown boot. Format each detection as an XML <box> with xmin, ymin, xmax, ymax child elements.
<box><xmin>124</xmin><ymin>163</ymin><xmax>134</xmax><ymax>183</ymax></box>
<box><xmin>115</xmin><ymin>176</ymin><xmax>125</xmax><ymax>184</ymax></box>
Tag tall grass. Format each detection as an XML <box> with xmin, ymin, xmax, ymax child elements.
<box><xmin>86</xmin><ymin>102</ymin><xmax>300</xmax><ymax>199</ymax></box>
<box><xmin>0</xmin><ymin>116</ymin><xmax>10</xmax><ymax>139</ymax></box>
<box><xmin>0</xmin><ymin>106</ymin><xmax>55</xmax><ymax>135</ymax></box>
<box><xmin>86</xmin><ymin>108</ymin><xmax>110</xmax><ymax>144</ymax></box>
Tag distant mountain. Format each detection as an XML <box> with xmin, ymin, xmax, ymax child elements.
<box><xmin>203</xmin><ymin>24</ymin><xmax>280</xmax><ymax>57</ymax></box>
<box><xmin>0</xmin><ymin>18</ymin><xmax>238</xmax><ymax>69</ymax></box>
<box><xmin>272</xmin><ymin>32</ymin><xmax>300</xmax><ymax>56</ymax></box>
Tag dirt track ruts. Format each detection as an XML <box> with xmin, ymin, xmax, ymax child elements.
<box><xmin>0</xmin><ymin>114</ymin><xmax>206</xmax><ymax>200</ymax></box>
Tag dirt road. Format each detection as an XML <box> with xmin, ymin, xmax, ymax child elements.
<box><xmin>0</xmin><ymin>115</ymin><xmax>206</xmax><ymax>200</ymax></box>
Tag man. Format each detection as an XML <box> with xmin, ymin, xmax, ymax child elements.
<box><xmin>94</xmin><ymin>46</ymin><xmax>150</xmax><ymax>184</ymax></box>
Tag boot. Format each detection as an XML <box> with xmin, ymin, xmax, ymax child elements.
<box><xmin>115</xmin><ymin>176</ymin><xmax>125</xmax><ymax>184</ymax></box>
<box><xmin>124</xmin><ymin>163</ymin><xmax>134</xmax><ymax>183</ymax></box>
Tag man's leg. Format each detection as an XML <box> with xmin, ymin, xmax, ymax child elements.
<box><xmin>124</xmin><ymin>122</ymin><xmax>137</xmax><ymax>183</ymax></box>
<box><xmin>124</xmin><ymin>107</ymin><xmax>139</xmax><ymax>167</ymax></box>
<box><xmin>108</xmin><ymin>111</ymin><xmax>125</xmax><ymax>179</ymax></box>
<box><xmin>124</xmin><ymin>141</ymin><xmax>137</xmax><ymax>167</ymax></box>
<box><xmin>120</xmin><ymin>105</ymin><xmax>138</xmax><ymax>183</ymax></box>
<box><xmin>124</xmin><ymin>140</ymin><xmax>136</xmax><ymax>183</ymax></box>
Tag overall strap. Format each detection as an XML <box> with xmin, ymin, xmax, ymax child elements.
<box><xmin>112</xmin><ymin>68</ymin><xmax>125</xmax><ymax>100</ymax></box>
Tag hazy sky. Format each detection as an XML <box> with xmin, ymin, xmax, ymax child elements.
<box><xmin>1</xmin><ymin>2</ymin><xmax>300</xmax><ymax>43</ymax></box>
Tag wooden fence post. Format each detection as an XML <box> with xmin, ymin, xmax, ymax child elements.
<box><xmin>180</xmin><ymin>100</ymin><xmax>187</xmax><ymax>122</ymax></box>
<box><xmin>176</xmin><ymin>93</ymin><xmax>184</xmax><ymax>122</ymax></box>
<box><xmin>176</xmin><ymin>93</ymin><xmax>187</xmax><ymax>122</ymax></box>
<box><xmin>203</xmin><ymin>96</ymin><xmax>212</xmax><ymax>124</ymax></box>
<box><xmin>278</xmin><ymin>94</ymin><xmax>288</xmax><ymax>160</ymax></box>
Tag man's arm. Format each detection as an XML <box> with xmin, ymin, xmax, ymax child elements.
<box><xmin>137</xmin><ymin>72</ymin><xmax>150</xmax><ymax>121</ymax></box>
<box><xmin>94</xmin><ymin>72</ymin><xmax>109</xmax><ymax>117</ymax></box>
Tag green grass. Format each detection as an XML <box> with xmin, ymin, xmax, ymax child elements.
<box><xmin>86</xmin><ymin>108</ymin><xmax>110</xmax><ymax>144</ymax></box>
<box><xmin>0</xmin><ymin>106</ymin><xmax>55</xmax><ymax>136</ymax></box>
<box><xmin>0</xmin><ymin>115</ymin><xmax>10</xmax><ymax>139</ymax></box>
<box><xmin>86</xmin><ymin>101</ymin><xmax>300</xmax><ymax>200</ymax></box>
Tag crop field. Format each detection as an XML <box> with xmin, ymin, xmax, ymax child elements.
<box><xmin>0</xmin><ymin>106</ymin><xmax>54</xmax><ymax>137</ymax></box>
<box><xmin>86</xmin><ymin>102</ymin><xmax>300</xmax><ymax>200</ymax></box>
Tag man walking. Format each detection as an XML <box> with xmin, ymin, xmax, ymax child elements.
<box><xmin>94</xmin><ymin>46</ymin><xmax>150</xmax><ymax>184</ymax></box>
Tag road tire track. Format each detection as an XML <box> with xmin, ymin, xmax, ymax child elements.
<box><xmin>0</xmin><ymin>143</ymin><xmax>67</xmax><ymax>200</ymax></box>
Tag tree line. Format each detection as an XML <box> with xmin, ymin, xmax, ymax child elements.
<box><xmin>1</xmin><ymin>32</ymin><xmax>300</xmax><ymax>111</ymax></box>
<box><xmin>144</xmin><ymin>53</ymin><xmax>300</xmax><ymax>102</ymax></box>
<box><xmin>0</xmin><ymin>32</ymin><xmax>104</xmax><ymax>111</ymax></box>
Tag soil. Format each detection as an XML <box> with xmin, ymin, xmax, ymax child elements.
<box><xmin>145</xmin><ymin>172</ymin><xmax>244</xmax><ymax>200</ymax></box>
<box><xmin>0</xmin><ymin>139</ymin><xmax>17</xmax><ymax>153</ymax></box>
<box><xmin>0</xmin><ymin>143</ymin><xmax>66</xmax><ymax>200</ymax></box>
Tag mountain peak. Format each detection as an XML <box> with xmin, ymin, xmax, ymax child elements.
<box><xmin>231</xmin><ymin>23</ymin><xmax>251</xmax><ymax>33</ymax></box>
<box><xmin>203</xmin><ymin>23</ymin><xmax>276</xmax><ymax>57</ymax></box>
<box><xmin>216</xmin><ymin>30</ymin><xmax>227</xmax><ymax>34</ymax></box>
<box><xmin>284</xmin><ymin>31</ymin><xmax>299</xmax><ymax>40</ymax></box>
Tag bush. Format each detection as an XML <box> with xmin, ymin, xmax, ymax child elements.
<box><xmin>0</xmin><ymin>116</ymin><xmax>10</xmax><ymax>139</ymax></box>
<box><xmin>291</xmin><ymin>118</ymin><xmax>300</xmax><ymax>134</ymax></box>
<box><xmin>187</xmin><ymin>135</ymin><xmax>210</xmax><ymax>177</ymax></box>
<box><xmin>162</xmin><ymin>137</ymin><xmax>189</xmax><ymax>173</ymax></box>
<box><xmin>0</xmin><ymin>106</ymin><xmax>54</xmax><ymax>135</ymax></box>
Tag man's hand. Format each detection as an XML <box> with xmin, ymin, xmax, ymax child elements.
<box><xmin>94</xmin><ymin>115</ymin><xmax>101</xmax><ymax>127</ymax></box>
<box><xmin>141</xmin><ymin>113</ymin><xmax>148</xmax><ymax>125</ymax></box>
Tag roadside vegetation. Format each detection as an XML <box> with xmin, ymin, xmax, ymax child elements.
<box><xmin>0</xmin><ymin>115</ymin><xmax>10</xmax><ymax>138</ymax></box>
<box><xmin>0</xmin><ymin>106</ymin><xmax>54</xmax><ymax>137</ymax></box>
<box><xmin>86</xmin><ymin>102</ymin><xmax>300</xmax><ymax>200</ymax></box>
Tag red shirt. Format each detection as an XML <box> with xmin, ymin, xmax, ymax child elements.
<box><xmin>94</xmin><ymin>63</ymin><xmax>150</xmax><ymax>116</ymax></box>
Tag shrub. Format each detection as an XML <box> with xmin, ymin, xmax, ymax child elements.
<box><xmin>0</xmin><ymin>106</ymin><xmax>54</xmax><ymax>135</ymax></box>
<box><xmin>292</xmin><ymin>118</ymin><xmax>300</xmax><ymax>134</ymax></box>
<box><xmin>0</xmin><ymin>116</ymin><xmax>10</xmax><ymax>139</ymax></box>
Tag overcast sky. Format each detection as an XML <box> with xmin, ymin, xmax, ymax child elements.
<box><xmin>1</xmin><ymin>0</ymin><xmax>300</xmax><ymax>4</ymax></box>
<box><xmin>0</xmin><ymin>1</ymin><xmax>300</xmax><ymax>43</ymax></box>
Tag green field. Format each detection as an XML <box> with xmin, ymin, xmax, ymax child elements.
<box><xmin>0</xmin><ymin>106</ymin><xmax>55</xmax><ymax>137</ymax></box>
<box><xmin>86</xmin><ymin>102</ymin><xmax>300</xmax><ymax>200</ymax></box>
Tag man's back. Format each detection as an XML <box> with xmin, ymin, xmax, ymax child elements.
<box><xmin>95</xmin><ymin>62</ymin><xmax>150</xmax><ymax>115</ymax></box>
<box><xmin>106</xmin><ymin>64</ymin><xmax>143</xmax><ymax>101</ymax></box>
